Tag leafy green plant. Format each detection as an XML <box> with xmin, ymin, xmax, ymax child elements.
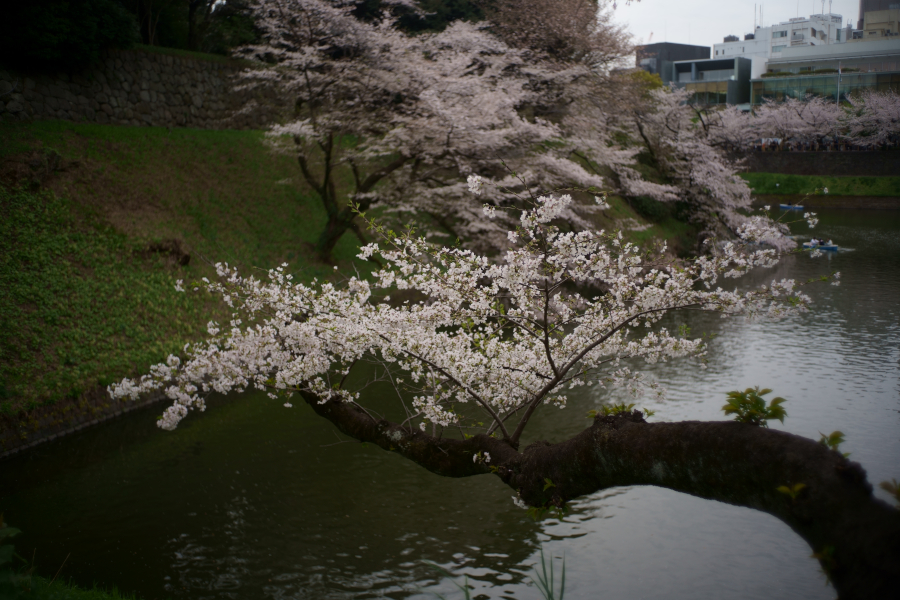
<box><xmin>0</xmin><ymin>514</ymin><xmax>31</xmax><ymax>598</ymax></box>
<box><xmin>588</xmin><ymin>402</ymin><xmax>635</xmax><ymax>418</ymax></box>
<box><xmin>588</xmin><ymin>402</ymin><xmax>657</xmax><ymax>420</ymax></box>
<box><xmin>722</xmin><ymin>387</ymin><xmax>786</xmax><ymax>427</ymax></box>
<box><xmin>776</xmin><ymin>483</ymin><xmax>807</xmax><ymax>501</ymax></box>
<box><xmin>819</xmin><ymin>431</ymin><xmax>850</xmax><ymax>457</ymax></box>
<box><xmin>425</xmin><ymin>545</ymin><xmax>566</xmax><ymax>600</ymax></box>
<box><xmin>0</xmin><ymin>515</ymin><xmax>22</xmax><ymax>570</ymax></box>
<box><xmin>879</xmin><ymin>479</ymin><xmax>900</xmax><ymax>505</ymax></box>
<box><xmin>423</xmin><ymin>564</ymin><xmax>474</xmax><ymax>600</ymax></box>
<box><xmin>530</xmin><ymin>546</ymin><xmax>566</xmax><ymax>600</ymax></box>
<box><xmin>527</xmin><ymin>505</ymin><xmax>551</xmax><ymax>521</ymax></box>
<box><xmin>810</xmin><ymin>545</ymin><xmax>837</xmax><ymax>583</ymax></box>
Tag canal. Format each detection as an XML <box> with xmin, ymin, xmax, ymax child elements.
<box><xmin>2</xmin><ymin>208</ymin><xmax>898</xmax><ymax>599</ymax></box>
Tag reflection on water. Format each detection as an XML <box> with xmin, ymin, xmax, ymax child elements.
<box><xmin>2</xmin><ymin>209</ymin><xmax>898</xmax><ymax>600</ymax></box>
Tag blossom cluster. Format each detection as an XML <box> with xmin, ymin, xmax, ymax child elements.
<box><xmin>111</xmin><ymin>193</ymin><xmax>824</xmax><ymax>440</ymax></box>
<box><xmin>709</xmin><ymin>91</ymin><xmax>900</xmax><ymax>150</ymax></box>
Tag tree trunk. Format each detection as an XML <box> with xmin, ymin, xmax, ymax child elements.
<box><xmin>188</xmin><ymin>1</ymin><xmax>200</xmax><ymax>51</ymax></box>
<box><xmin>314</xmin><ymin>209</ymin><xmax>354</xmax><ymax>261</ymax></box>
<box><xmin>301</xmin><ymin>392</ymin><xmax>900</xmax><ymax>599</ymax></box>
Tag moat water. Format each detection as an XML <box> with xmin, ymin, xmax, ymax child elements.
<box><xmin>2</xmin><ymin>208</ymin><xmax>899</xmax><ymax>600</ymax></box>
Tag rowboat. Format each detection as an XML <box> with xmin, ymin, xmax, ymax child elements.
<box><xmin>803</xmin><ymin>241</ymin><xmax>838</xmax><ymax>251</ymax></box>
<box><xmin>779</xmin><ymin>204</ymin><xmax>805</xmax><ymax>210</ymax></box>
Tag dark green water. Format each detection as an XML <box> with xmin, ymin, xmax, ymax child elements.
<box><xmin>2</xmin><ymin>209</ymin><xmax>899</xmax><ymax>600</ymax></box>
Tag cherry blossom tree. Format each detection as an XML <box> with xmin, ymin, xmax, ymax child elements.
<box><xmin>234</xmin><ymin>0</ymin><xmax>782</xmax><ymax>261</ymax></box>
<box><xmin>626</xmin><ymin>87</ymin><xmax>759</xmax><ymax>245</ymax></box>
<box><xmin>483</xmin><ymin>0</ymin><xmax>630</xmax><ymax>65</ymax></box>
<box><xmin>707</xmin><ymin>91</ymin><xmax>900</xmax><ymax>151</ymax></box>
<box><xmin>749</xmin><ymin>96</ymin><xmax>843</xmax><ymax>148</ymax></box>
<box><xmin>844</xmin><ymin>89</ymin><xmax>900</xmax><ymax>147</ymax></box>
<box><xmin>110</xmin><ymin>192</ymin><xmax>898</xmax><ymax>598</ymax></box>
<box><xmin>237</xmin><ymin>0</ymin><xmax>615</xmax><ymax>259</ymax></box>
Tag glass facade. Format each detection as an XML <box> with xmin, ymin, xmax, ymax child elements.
<box><xmin>773</xmin><ymin>59</ymin><xmax>900</xmax><ymax>73</ymax></box>
<box><xmin>685</xmin><ymin>81</ymin><xmax>730</xmax><ymax>105</ymax></box>
<box><xmin>751</xmin><ymin>72</ymin><xmax>900</xmax><ymax>104</ymax></box>
<box><xmin>698</xmin><ymin>68</ymin><xmax>735</xmax><ymax>81</ymax></box>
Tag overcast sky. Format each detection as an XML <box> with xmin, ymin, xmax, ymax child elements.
<box><xmin>612</xmin><ymin>0</ymin><xmax>861</xmax><ymax>49</ymax></box>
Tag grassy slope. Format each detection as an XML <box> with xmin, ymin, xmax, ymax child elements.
<box><xmin>0</xmin><ymin>120</ymin><xmax>673</xmax><ymax>424</ymax></box>
<box><xmin>4</xmin><ymin>575</ymin><xmax>141</xmax><ymax>600</ymax></box>
<box><xmin>569</xmin><ymin>152</ymin><xmax>699</xmax><ymax>255</ymax></box>
<box><xmin>0</xmin><ymin>121</ymin><xmax>368</xmax><ymax>418</ymax></box>
<box><xmin>740</xmin><ymin>172</ymin><xmax>900</xmax><ymax>196</ymax></box>
<box><xmin>603</xmin><ymin>195</ymin><xmax>697</xmax><ymax>254</ymax></box>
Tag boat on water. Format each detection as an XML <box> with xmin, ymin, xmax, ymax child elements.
<box><xmin>780</xmin><ymin>204</ymin><xmax>805</xmax><ymax>210</ymax></box>
<box><xmin>803</xmin><ymin>239</ymin><xmax>838</xmax><ymax>251</ymax></box>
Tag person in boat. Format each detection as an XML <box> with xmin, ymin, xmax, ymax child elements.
<box><xmin>810</xmin><ymin>238</ymin><xmax>819</xmax><ymax>246</ymax></box>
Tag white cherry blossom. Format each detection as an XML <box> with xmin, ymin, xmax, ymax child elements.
<box><xmin>111</xmin><ymin>194</ymin><xmax>829</xmax><ymax>441</ymax></box>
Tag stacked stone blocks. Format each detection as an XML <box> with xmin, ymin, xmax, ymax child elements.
<box><xmin>0</xmin><ymin>47</ymin><xmax>285</xmax><ymax>130</ymax></box>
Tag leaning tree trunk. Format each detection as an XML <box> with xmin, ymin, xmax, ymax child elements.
<box><xmin>314</xmin><ymin>208</ymin><xmax>355</xmax><ymax>261</ymax></box>
<box><xmin>301</xmin><ymin>392</ymin><xmax>900</xmax><ymax>599</ymax></box>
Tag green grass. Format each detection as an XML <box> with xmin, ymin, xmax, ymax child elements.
<box><xmin>0</xmin><ymin>121</ymin><xmax>372</xmax><ymax>418</ymax></box>
<box><xmin>603</xmin><ymin>195</ymin><xmax>698</xmax><ymax>255</ymax></box>
<box><xmin>740</xmin><ymin>173</ymin><xmax>900</xmax><ymax>197</ymax></box>
<box><xmin>4</xmin><ymin>575</ymin><xmax>143</xmax><ymax>600</ymax></box>
<box><xmin>0</xmin><ymin>186</ymin><xmax>216</xmax><ymax>414</ymax></box>
<box><xmin>0</xmin><ymin>120</ymin><xmax>365</xmax><ymax>272</ymax></box>
<box><xmin>0</xmin><ymin>120</ymin><xmax>670</xmax><ymax>421</ymax></box>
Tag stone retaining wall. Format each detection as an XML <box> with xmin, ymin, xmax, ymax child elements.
<box><xmin>0</xmin><ymin>386</ymin><xmax>166</xmax><ymax>461</ymax></box>
<box><xmin>738</xmin><ymin>150</ymin><xmax>900</xmax><ymax>177</ymax></box>
<box><xmin>0</xmin><ymin>47</ymin><xmax>287</xmax><ymax>129</ymax></box>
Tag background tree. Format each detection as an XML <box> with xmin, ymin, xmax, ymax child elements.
<box><xmin>839</xmin><ymin>90</ymin><xmax>900</xmax><ymax>148</ymax></box>
<box><xmin>111</xmin><ymin>1</ymin><xmax>261</xmax><ymax>52</ymax></box>
<box><xmin>626</xmin><ymin>87</ymin><xmax>760</xmax><ymax>247</ymax></box>
<box><xmin>0</xmin><ymin>0</ymin><xmax>139</xmax><ymax>72</ymax></box>
<box><xmin>240</xmin><ymin>0</ymin><xmax>614</xmax><ymax>259</ymax></box>
<box><xmin>705</xmin><ymin>91</ymin><xmax>900</xmax><ymax>152</ymax></box>
<box><xmin>482</xmin><ymin>0</ymin><xmax>629</xmax><ymax>65</ymax></box>
<box><xmin>200</xmin><ymin>0</ymin><xmax>260</xmax><ymax>54</ymax></box>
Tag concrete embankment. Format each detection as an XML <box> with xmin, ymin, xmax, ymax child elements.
<box><xmin>0</xmin><ymin>388</ymin><xmax>166</xmax><ymax>460</ymax></box>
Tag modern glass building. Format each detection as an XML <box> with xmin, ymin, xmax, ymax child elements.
<box><xmin>751</xmin><ymin>72</ymin><xmax>900</xmax><ymax>103</ymax></box>
<box><xmin>750</xmin><ymin>38</ymin><xmax>900</xmax><ymax>103</ymax></box>
<box><xmin>635</xmin><ymin>42</ymin><xmax>711</xmax><ymax>84</ymax></box>
<box><xmin>672</xmin><ymin>57</ymin><xmax>753</xmax><ymax>105</ymax></box>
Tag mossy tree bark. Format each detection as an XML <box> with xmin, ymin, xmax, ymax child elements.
<box><xmin>302</xmin><ymin>391</ymin><xmax>900</xmax><ymax>599</ymax></box>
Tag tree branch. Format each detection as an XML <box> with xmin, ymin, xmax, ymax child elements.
<box><xmin>300</xmin><ymin>392</ymin><xmax>900</xmax><ymax>600</ymax></box>
<box><xmin>358</xmin><ymin>155</ymin><xmax>411</xmax><ymax>194</ymax></box>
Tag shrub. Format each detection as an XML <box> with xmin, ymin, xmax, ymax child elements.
<box><xmin>627</xmin><ymin>196</ymin><xmax>671</xmax><ymax>222</ymax></box>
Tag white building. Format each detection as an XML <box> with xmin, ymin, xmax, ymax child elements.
<box><xmin>713</xmin><ymin>13</ymin><xmax>847</xmax><ymax>78</ymax></box>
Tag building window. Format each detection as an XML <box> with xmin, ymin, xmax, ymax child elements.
<box><xmin>773</xmin><ymin>30</ymin><xmax>787</xmax><ymax>38</ymax></box>
<box><xmin>772</xmin><ymin>45</ymin><xmax>786</xmax><ymax>52</ymax></box>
